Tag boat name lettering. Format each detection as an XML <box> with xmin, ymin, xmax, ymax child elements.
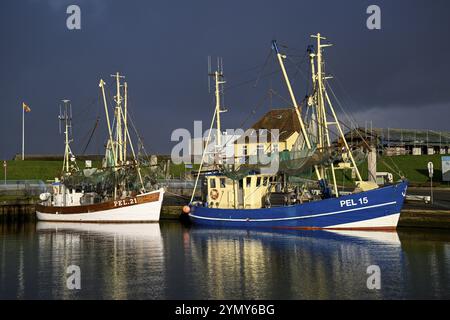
<box><xmin>340</xmin><ymin>197</ymin><xmax>368</xmax><ymax>207</ymax></box>
<box><xmin>114</xmin><ymin>198</ymin><xmax>138</xmax><ymax>207</ymax></box>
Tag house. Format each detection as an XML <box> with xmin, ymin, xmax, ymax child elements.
<box><xmin>233</xmin><ymin>108</ymin><xmax>301</xmax><ymax>164</ymax></box>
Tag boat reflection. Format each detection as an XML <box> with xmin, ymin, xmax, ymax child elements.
<box><xmin>2</xmin><ymin>222</ymin><xmax>448</xmax><ymax>299</ymax></box>
<box><xmin>181</xmin><ymin>226</ymin><xmax>404</xmax><ymax>299</ymax></box>
<box><xmin>36</xmin><ymin>222</ymin><xmax>163</xmax><ymax>239</ymax></box>
<box><xmin>35</xmin><ymin>222</ymin><xmax>165</xmax><ymax>299</ymax></box>
<box><xmin>323</xmin><ymin>229</ymin><xmax>401</xmax><ymax>246</ymax></box>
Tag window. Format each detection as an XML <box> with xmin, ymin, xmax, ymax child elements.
<box><xmin>220</xmin><ymin>178</ymin><xmax>226</xmax><ymax>188</ymax></box>
<box><xmin>246</xmin><ymin>177</ymin><xmax>252</xmax><ymax>188</ymax></box>
<box><xmin>241</xmin><ymin>145</ymin><xmax>248</xmax><ymax>164</ymax></box>
<box><xmin>238</xmin><ymin>179</ymin><xmax>243</xmax><ymax>189</ymax></box>
<box><xmin>263</xmin><ymin>177</ymin><xmax>268</xmax><ymax>186</ymax></box>
<box><xmin>256</xmin><ymin>177</ymin><xmax>261</xmax><ymax>187</ymax></box>
<box><xmin>256</xmin><ymin>144</ymin><xmax>264</xmax><ymax>164</ymax></box>
<box><xmin>210</xmin><ymin>178</ymin><xmax>216</xmax><ymax>188</ymax></box>
<box><xmin>257</xmin><ymin>144</ymin><xmax>264</xmax><ymax>154</ymax></box>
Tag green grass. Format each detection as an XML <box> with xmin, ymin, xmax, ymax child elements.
<box><xmin>0</xmin><ymin>160</ymin><xmax>101</xmax><ymax>182</ymax></box>
<box><xmin>169</xmin><ymin>163</ymin><xmax>200</xmax><ymax>178</ymax></box>
<box><xmin>333</xmin><ymin>154</ymin><xmax>447</xmax><ymax>187</ymax></box>
<box><xmin>377</xmin><ymin>154</ymin><xmax>444</xmax><ymax>184</ymax></box>
<box><xmin>0</xmin><ymin>159</ymin><xmax>199</xmax><ymax>181</ymax></box>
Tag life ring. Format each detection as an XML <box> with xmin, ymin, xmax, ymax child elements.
<box><xmin>210</xmin><ymin>188</ymin><xmax>219</xmax><ymax>200</ymax></box>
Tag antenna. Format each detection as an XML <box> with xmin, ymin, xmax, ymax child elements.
<box><xmin>208</xmin><ymin>56</ymin><xmax>212</xmax><ymax>93</ymax></box>
<box><xmin>58</xmin><ymin>104</ymin><xmax>62</xmax><ymax>134</ymax></box>
<box><xmin>59</xmin><ymin>99</ymin><xmax>72</xmax><ymax>135</ymax></box>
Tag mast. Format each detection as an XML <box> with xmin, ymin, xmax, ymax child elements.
<box><xmin>112</xmin><ymin>72</ymin><xmax>125</xmax><ymax>165</ymax></box>
<box><xmin>272</xmin><ymin>40</ymin><xmax>322</xmax><ymax>181</ymax></box>
<box><xmin>59</xmin><ymin>99</ymin><xmax>77</xmax><ymax>174</ymax></box>
<box><xmin>272</xmin><ymin>40</ymin><xmax>312</xmax><ymax>150</ymax></box>
<box><xmin>120</xmin><ymin>108</ymin><xmax>146</xmax><ymax>193</ymax></box>
<box><xmin>215</xmin><ymin>71</ymin><xmax>222</xmax><ymax>147</ymax></box>
<box><xmin>209</xmin><ymin>58</ymin><xmax>226</xmax><ymax>162</ymax></box>
<box><xmin>310</xmin><ymin>34</ymin><xmax>338</xmax><ymax>196</ymax></box>
<box><xmin>123</xmin><ymin>82</ymin><xmax>128</xmax><ymax>162</ymax></box>
<box><xmin>311</xmin><ymin>33</ymin><xmax>363</xmax><ymax>184</ymax></box>
<box><xmin>99</xmin><ymin>79</ymin><xmax>117</xmax><ymax>167</ymax></box>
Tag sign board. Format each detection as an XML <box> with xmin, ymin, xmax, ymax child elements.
<box><xmin>442</xmin><ymin>156</ymin><xmax>450</xmax><ymax>182</ymax></box>
<box><xmin>427</xmin><ymin>162</ymin><xmax>434</xmax><ymax>178</ymax></box>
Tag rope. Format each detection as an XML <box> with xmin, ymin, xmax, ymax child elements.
<box><xmin>165</xmin><ymin>190</ymin><xmax>191</xmax><ymax>200</ymax></box>
<box><xmin>325</xmin><ymin>81</ymin><xmax>404</xmax><ymax>178</ymax></box>
<box><xmin>81</xmin><ymin>118</ymin><xmax>99</xmax><ymax>155</ymax></box>
<box><xmin>190</xmin><ymin>107</ymin><xmax>218</xmax><ymax>203</ymax></box>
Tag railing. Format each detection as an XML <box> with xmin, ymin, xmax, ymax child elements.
<box><xmin>0</xmin><ymin>180</ymin><xmax>48</xmax><ymax>197</ymax></box>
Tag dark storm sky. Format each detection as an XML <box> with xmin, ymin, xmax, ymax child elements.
<box><xmin>1</xmin><ymin>0</ymin><xmax>450</xmax><ymax>159</ymax></box>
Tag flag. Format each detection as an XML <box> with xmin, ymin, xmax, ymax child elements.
<box><xmin>22</xmin><ymin>102</ymin><xmax>31</xmax><ymax>113</ymax></box>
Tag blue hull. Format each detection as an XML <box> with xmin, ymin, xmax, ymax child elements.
<box><xmin>189</xmin><ymin>181</ymin><xmax>408</xmax><ymax>230</ymax></box>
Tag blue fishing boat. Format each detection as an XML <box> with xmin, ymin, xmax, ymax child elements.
<box><xmin>188</xmin><ymin>179</ymin><xmax>407</xmax><ymax>230</ymax></box>
<box><xmin>183</xmin><ymin>34</ymin><xmax>408</xmax><ymax>230</ymax></box>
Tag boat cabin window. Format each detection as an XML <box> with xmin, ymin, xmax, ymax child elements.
<box><xmin>246</xmin><ymin>177</ymin><xmax>251</xmax><ymax>188</ymax></box>
<box><xmin>210</xmin><ymin>178</ymin><xmax>216</xmax><ymax>189</ymax></box>
<box><xmin>220</xmin><ymin>178</ymin><xmax>226</xmax><ymax>188</ymax></box>
<box><xmin>241</xmin><ymin>146</ymin><xmax>248</xmax><ymax>164</ymax></box>
<box><xmin>257</xmin><ymin>144</ymin><xmax>264</xmax><ymax>158</ymax></box>
<box><xmin>263</xmin><ymin>177</ymin><xmax>268</xmax><ymax>186</ymax></box>
<box><xmin>256</xmin><ymin>177</ymin><xmax>261</xmax><ymax>187</ymax></box>
<box><xmin>238</xmin><ymin>179</ymin><xmax>243</xmax><ymax>189</ymax></box>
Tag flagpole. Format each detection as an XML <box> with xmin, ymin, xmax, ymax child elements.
<box><xmin>22</xmin><ymin>103</ymin><xmax>24</xmax><ymax>160</ymax></box>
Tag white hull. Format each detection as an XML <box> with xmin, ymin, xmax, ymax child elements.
<box><xmin>36</xmin><ymin>188</ymin><xmax>164</xmax><ymax>222</ymax></box>
<box><xmin>324</xmin><ymin>213</ymin><xmax>401</xmax><ymax>230</ymax></box>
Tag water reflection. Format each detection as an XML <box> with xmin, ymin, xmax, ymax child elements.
<box><xmin>180</xmin><ymin>228</ymin><xmax>405</xmax><ymax>300</ymax></box>
<box><xmin>0</xmin><ymin>222</ymin><xmax>449</xmax><ymax>299</ymax></box>
<box><xmin>1</xmin><ymin>222</ymin><xmax>165</xmax><ymax>299</ymax></box>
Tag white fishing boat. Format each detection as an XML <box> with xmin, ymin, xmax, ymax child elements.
<box><xmin>36</xmin><ymin>188</ymin><xmax>164</xmax><ymax>222</ymax></box>
<box><xmin>36</xmin><ymin>73</ymin><xmax>164</xmax><ymax>222</ymax></box>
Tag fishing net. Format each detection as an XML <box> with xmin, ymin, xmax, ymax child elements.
<box><xmin>62</xmin><ymin>162</ymin><xmax>160</xmax><ymax>196</ymax></box>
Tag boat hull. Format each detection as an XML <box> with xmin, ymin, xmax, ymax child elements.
<box><xmin>36</xmin><ymin>188</ymin><xmax>164</xmax><ymax>222</ymax></box>
<box><xmin>188</xmin><ymin>181</ymin><xmax>408</xmax><ymax>230</ymax></box>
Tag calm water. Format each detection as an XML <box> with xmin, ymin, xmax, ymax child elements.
<box><xmin>0</xmin><ymin>220</ymin><xmax>449</xmax><ymax>299</ymax></box>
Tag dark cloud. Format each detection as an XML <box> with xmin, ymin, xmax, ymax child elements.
<box><xmin>1</xmin><ymin>0</ymin><xmax>450</xmax><ymax>159</ymax></box>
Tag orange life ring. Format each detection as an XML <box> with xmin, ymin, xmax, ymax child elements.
<box><xmin>210</xmin><ymin>188</ymin><xmax>219</xmax><ymax>200</ymax></box>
